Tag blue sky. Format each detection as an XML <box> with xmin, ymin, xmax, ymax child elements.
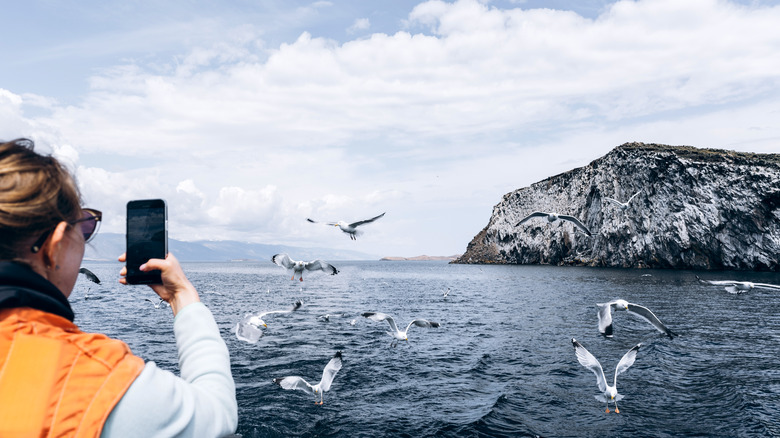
<box><xmin>2</xmin><ymin>0</ymin><xmax>780</xmax><ymax>257</ymax></box>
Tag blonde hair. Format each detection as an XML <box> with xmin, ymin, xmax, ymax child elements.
<box><xmin>0</xmin><ymin>138</ymin><xmax>82</xmax><ymax>260</ymax></box>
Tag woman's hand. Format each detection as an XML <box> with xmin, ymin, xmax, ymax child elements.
<box><xmin>119</xmin><ymin>252</ymin><xmax>200</xmax><ymax>316</ymax></box>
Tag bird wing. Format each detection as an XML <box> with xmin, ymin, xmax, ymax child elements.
<box><xmin>557</xmin><ymin>215</ymin><xmax>592</xmax><ymax>236</ymax></box>
<box><xmin>614</xmin><ymin>343</ymin><xmax>641</xmax><ymax>386</ymax></box>
<box><xmin>752</xmin><ymin>283</ymin><xmax>780</xmax><ymax>290</ymax></box>
<box><xmin>318</xmin><ymin>351</ymin><xmax>343</xmax><ymax>392</ymax></box>
<box><xmin>695</xmin><ymin>276</ymin><xmax>737</xmax><ymax>286</ymax></box>
<box><xmin>305</xmin><ymin>260</ymin><xmax>339</xmax><ymax>275</ymax></box>
<box><xmin>272</xmin><ymin>253</ymin><xmax>295</xmax><ymax>269</ymax></box>
<box><xmin>362</xmin><ymin>312</ymin><xmax>399</xmax><ymax>333</ymax></box>
<box><xmin>626</xmin><ymin>190</ymin><xmax>642</xmax><ymax>203</ymax></box>
<box><xmin>349</xmin><ymin>212</ymin><xmax>385</xmax><ymax>228</ymax></box>
<box><xmin>78</xmin><ymin>267</ymin><xmax>101</xmax><ymax>284</ymax></box>
<box><xmin>258</xmin><ymin>301</ymin><xmax>303</xmax><ymax>319</ymax></box>
<box><xmin>596</xmin><ymin>303</ymin><xmax>613</xmax><ymax>336</ymax></box>
<box><xmin>406</xmin><ymin>319</ymin><xmax>441</xmax><ymax>333</ymax></box>
<box><xmin>603</xmin><ymin>197</ymin><xmax>624</xmax><ymax>207</ymax></box>
<box><xmin>626</xmin><ymin>303</ymin><xmax>676</xmax><ymax>338</ymax></box>
<box><xmin>516</xmin><ymin>212</ymin><xmax>547</xmax><ymax>226</ymax></box>
<box><xmin>571</xmin><ymin>338</ymin><xmax>607</xmax><ymax>393</ymax></box>
<box><xmin>308</xmin><ymin>218</ymin><xmax>339</xmax><ymax>226</ymax></box>
<box><xmin>273</xmin><ymin>376</ymin><xmax>315</xmax><ymax>395</ymax></box>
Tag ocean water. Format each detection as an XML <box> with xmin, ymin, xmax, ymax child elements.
<box><xmin>73</xmin><ymin>261</ymin><xmax>780</xmax><ymax>437</ymax></box>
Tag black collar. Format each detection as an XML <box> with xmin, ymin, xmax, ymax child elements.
<box><xmin>0</xmin><ymin>261</ymin><xmax>75</xmax><ymax>322</ymax></box>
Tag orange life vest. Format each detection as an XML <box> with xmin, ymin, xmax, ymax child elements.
<box><xmin>0</xmin><ymin>307</ymin><xmax>145</xmax><ymax>438</ymax></box>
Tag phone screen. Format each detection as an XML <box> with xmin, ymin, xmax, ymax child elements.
<box><xmin>126</xmin><ymin>199</ymin><xmax>167</xmax><ymax>284</ymax></box>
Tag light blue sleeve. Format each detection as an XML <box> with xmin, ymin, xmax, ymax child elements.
<box><xmin>101</xmin><ymin>302</ymin><xmax>238</xmax><ymax>438</ymax></box>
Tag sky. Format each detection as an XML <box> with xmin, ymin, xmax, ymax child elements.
<box><xmin>2</xmin><ymin>0</ymin><xmax>780</xmax><ymax>258</ymax></box>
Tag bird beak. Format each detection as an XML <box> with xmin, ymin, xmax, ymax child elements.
<box><xmin>263</xmin><ymin>323</ymin><xmax>268</xmax><ymax>328</ymax></box>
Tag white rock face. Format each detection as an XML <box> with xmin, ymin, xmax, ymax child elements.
<box><xmin>454</xmin><ymin>143</ymin><xmax>780</xmax><ymax>270</ymax></box>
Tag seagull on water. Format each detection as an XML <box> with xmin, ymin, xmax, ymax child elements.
<box><xmin>696</xmin><ymin>276</ymin><xmax>780</xmax><ymax>294</ymax></box>
<box><xmin>516</xmin><ymin>212</ymin><xmax>592</xmax><ymax>236</ymax></box>
<box><xmin>272</xmin><ymin>253</ymin><xmax>338</xmax><ymax>281</ymax></box>
<box><xmin>597</xmin><ymin>299</ymin><xmax>676</xmax><ymax>338</ymax></box>
<box><xmin>572</xmin><ymin>338</ymin><xmax>641</xmax><ymax>414</ymax></box>
<box><xmin>443</xmin><ymin>287</ymin><xmax>450</xmax><ymax>298</ymax></box>
<box><xmin>273</xmin><ymin>351</ymin><xmax>343</xmax><ymax>405</ymax></box>
<box><xmin>362</xmin><ymin>312</ymin><xmax>440</xmax><ymax>347</ymax></box>
<box><xmin>603</xmin><ymin>190</ymin><xmax>642</xmax><ymax>212</ymax></box>
<box><xmin>235</xmin><ymin>300</ymin><xmax>303</xmax><ymax>344</ymax></box>
<box><xmin>307</xmin><ymin>212</ymin><xmax>385</xmax><ymax>240</ymax></box>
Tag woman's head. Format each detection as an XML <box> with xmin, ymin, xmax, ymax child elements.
<box><xmin>0</xmin><ymin>138</ymin><xmax>83</xmax><ymax>261</ymax></box>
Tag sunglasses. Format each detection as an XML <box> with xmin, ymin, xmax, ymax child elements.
<box><xmin>31</xmin><ymin>208</ymin><xmax>102</xmax><ymax>253</ymax></box>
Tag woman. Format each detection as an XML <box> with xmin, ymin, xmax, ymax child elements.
<box><xmin>0</xmin><ymin>138</ymin><xmax>237</xmax><ymax>437</ymax></box>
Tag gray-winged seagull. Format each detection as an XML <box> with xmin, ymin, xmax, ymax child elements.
<box><xmin>272</xmin><ymin>253</ymin><xmax>338</xmax><ymax>281</ymax></box>
<box><xmin>516</xmin><ymin>212</ymin><xmax>592</xmax><ymax>236</ymax></box>
<box><xmin>307</xmin><ymin>212</ymin><xmax>385</xmax><ymax>240</ymax></box>
<box><xmin>572</xmin><ymin>338</ymin><xmax>641</xmax><ymax>414</ymax></box>
<box><xmin>273</xmin><ymin>351</ymin><xmax>343</xmax><ymax>405</ymax></box>
<box><xmin>597</xmin><ymin>299</ymin><xmax>676</xmax><ymax>338</ymax></box>
<box><xmin>235</xmin><ymin>300</ymin><xmax>303</xmax><ymax>344</ymax></box>
<box><xmin>696</xmin><ymin>276</ymin><xmax>780</xmax><ymax>294</ymax></box>
<box><xmin>362</xmin><ymin>312</ymin><xmax>440</xmax><ymax>347</ymax></box>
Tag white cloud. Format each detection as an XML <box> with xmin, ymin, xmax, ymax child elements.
<box><xmin>347</xmin><ymin>18</ymin><xmax>371</xmax><ymax>34</ymax></box>
<box><xmin>6</xmin><ymin>0</ymin><xmax>780</xmax><ymax>255</ymax></box>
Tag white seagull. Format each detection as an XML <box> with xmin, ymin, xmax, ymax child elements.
<box><xmin>273</xmin><ymin>351</ymin><xmax>343</xmax><ymax>405</ymax></box>
<box><xmin>362</xmin><ymin>312</ymin><xmax>440</xmax><ymax>347</ymax></box>
<box><xmin>271</xmin><ymin>253</ymin><xmax>338</xmax><ymax>281</ymax></box>
<box><xmin>597</xmin><ymin>299</ymin><xmax>676</xmax><ymax>339</ymax></box>
<box><xmin>516</xmin><ymin>212</ymin><xmax>592</xmax><ymax>236</ymax></box>
<box><xmin>572</xmin><ymin>338</ymin><xmax>641</xmax><ymax>414</ymax></box>
<box><xmin>696</xmin><ymin>276</ymin><xmax>780</xmax><ymax>294</ymax></box>
<box><xmin>235</xmin><ymin>300</ymin><xmax>303</xmax><ymax>344</ymax></box>
<box><xmin>144</xmin><ymin>298</ymin><xmax>166</xmax><ymax>309</ymax></box>
<box><xmin>603</xmin><ymin>190</ymin><xmax>642</xmax><ymax>211</ymax></box>
<box><xmin>307</xmin><ymin>212</ymin><xmax>385</xmax><ymax>240</ymax></box>
<box><xmin>443</xmin><ymin>287</ymin><xmax>450</xmax><ymax>298</ymax></box>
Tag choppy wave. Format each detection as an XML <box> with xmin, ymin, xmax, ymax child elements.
<box><xmin>72</xmin><ymin>262</ymin><xmax>780</xmax><ymax>437</ymax></box>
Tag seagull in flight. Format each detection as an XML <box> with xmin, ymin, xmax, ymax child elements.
<box><xmin>443</xmin><ymin>287</ymin><xmax>450</xmax><ymax>298</ymax></box>
<box><xmin>362</xmin><ymin>312</ymin><xmax>440</xmax><ymax>347</ymax></box>
<box><xmin>78</xmin><ymin>267</ymin><xmax>101</xmax><ymax>284</ymax></box>
<box><xmin>144</xmin><ymin>298</ymin><xmax>166</xmax><ymax>309</ymax></box>
<box><xmin>597</xmin><ymin>299</ymin><xmax>676</xmax><ymax>338</ymax></box>
<box><xmin>516</xmin><ymin>212</ymin><xmax>592</xmax><ymax>236</ymax></box>
<box><xmin>603</xmin><ymin>190</ymin><xmax>642</xmax><ymax>211</ymax></box>
<box><xmin>696</xmin><ymin>276</ymin><xmax>780</xmax><ymax>294</ymax></box>
<box><xmin>307</xmin><ymin>212</ymin><xmax>385</xmax><ymax>240</ymax></box>
<box><xmin>271</xmin><ymin>253</ymin><xmax>338</xmax><ymax>281</ymax></box>
<box><xmin>273</xmin><ymin>351</ymin><xmax>343</xmax><ymax>405</ymax></box>
<box><xmin>572</xmin><ymin>338</ymin><xmax>641</xmax><ymax>414</ymax></box>
<box><xmin>235</xmin><ymin>300</ymin><xmax>303</xmax><ymax>344</ymax></box>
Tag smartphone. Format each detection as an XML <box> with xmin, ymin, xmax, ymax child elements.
<box><xmin>126</xmin><ymin>199</ymin><xmax>168</xmax><ymax>285</ymax></box>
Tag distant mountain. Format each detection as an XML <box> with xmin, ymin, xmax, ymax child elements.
<box><xmin>85</xmin><ymin>233</ymin><xmax>378</xmax><ymax>262</ymax></box>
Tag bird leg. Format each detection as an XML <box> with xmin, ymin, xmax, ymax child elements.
<box><xmin>300</xmin><ymin>277</ymin><xmax>304</xmax><ymax>282</ymax></box>
<box><xmin>614</xmin><ymin>401</ymin><xmax>620</xmax><ymax>414</ymax></box>
<box><xmin>291</xmin><ymin>275</ymin><xmax>295</xmax><ymax>281</ymax></box>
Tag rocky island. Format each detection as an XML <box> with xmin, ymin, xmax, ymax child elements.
<box><xmin>454</xmin><ymin>143</ymin><xmax>780</xmax><ymax>271</ymax></box>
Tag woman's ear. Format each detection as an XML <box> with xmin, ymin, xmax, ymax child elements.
<box><xmin>42</xmin><ymin>222</ymin><xmax>70</xmax><ymax>270</ymax></box>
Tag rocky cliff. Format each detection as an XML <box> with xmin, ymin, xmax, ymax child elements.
<box><xmin>454</xmin><ymin>143</ymin><xmax>780</xmax><ymax>271</ymax></box>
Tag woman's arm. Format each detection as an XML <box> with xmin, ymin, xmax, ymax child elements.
<box><xmin>101</xmin><ymin>302</ymin><xmax>237</xmax><ymax>437</ymax></box>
